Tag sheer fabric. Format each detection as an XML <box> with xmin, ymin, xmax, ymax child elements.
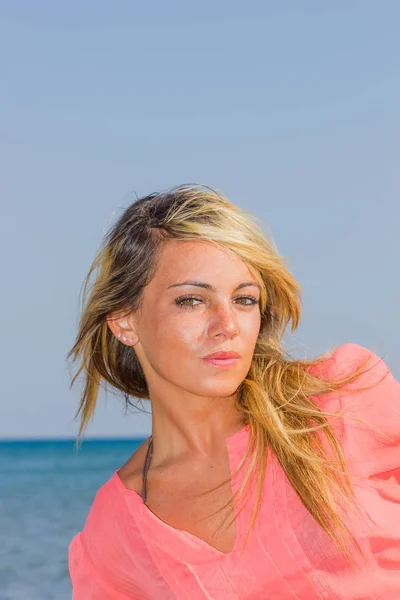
<box><xmin>69</xmin><ymin>343</ymin><xmax>400</xmax><ymax>599</ymax></box>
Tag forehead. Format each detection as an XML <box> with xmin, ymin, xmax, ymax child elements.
<box><xmin>153</xmin><ymin>240</ymin><xmax>256</xmax><ymax>287</ymax></box>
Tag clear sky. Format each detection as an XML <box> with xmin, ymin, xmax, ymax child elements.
<box><xmin>1</xmin><ymin>1</ymin><xmax>399</xmax><ymax>439</ymax></box>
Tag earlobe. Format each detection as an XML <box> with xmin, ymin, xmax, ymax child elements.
<box><xmin>106</xmin><ymin>313</ymin><xmax>137</xmax><ymax>345</ymax></box>
<box><xmin>116</xmin><ymin>332</ymin><xmax>135</xmax><ymax>344</ymax></box>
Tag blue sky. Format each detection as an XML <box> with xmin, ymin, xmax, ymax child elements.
<box><xmin>1</xmin><ymin>1</ymin><xmax>399</xmax><ymax>439</ymax></box>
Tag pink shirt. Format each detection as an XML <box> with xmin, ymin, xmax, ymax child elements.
<box><xmin>68</xmin><ymin>343</ymin><xmax>400</xmax><ymax>599</ymax></box>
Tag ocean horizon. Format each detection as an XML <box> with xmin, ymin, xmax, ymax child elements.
<box><xmin>0</xmin><ymin>437</ymin><xmax>146</xmax><ymax>600</ymax></box>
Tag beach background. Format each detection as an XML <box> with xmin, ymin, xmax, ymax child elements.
<box><xmin>1</xmin><ymin>2</ymin><xmax>399</xmax><ymax>599</ymax></box>
<box><xmin>0</xmin><ymin>438</ymin><xmax>145</xmax><ymax>599</ymax></box>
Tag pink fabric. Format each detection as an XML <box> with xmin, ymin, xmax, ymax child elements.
<box><xmin>68</xmin><ymin>343</ymin><xmax>400</xmax><ymax>599</ymax></box>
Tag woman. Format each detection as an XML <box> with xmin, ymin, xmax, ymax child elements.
<box><xmin>68</xmin><ymin>184</ymin><xmax>400</xmax><ymax>599</ymax></box>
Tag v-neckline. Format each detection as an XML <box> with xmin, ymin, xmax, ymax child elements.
<box><xmin>113</xmin><ymin>423</ymin><xmax>250</xmax><ymax>560</ymax></box>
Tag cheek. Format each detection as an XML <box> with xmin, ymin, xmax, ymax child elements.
<box><xmin>241</xmin><ymin>311</ymin><xmax>262</xmax><ymax>345</ymax></box>
<box><xmin>144</xmin><ymin>313</ymin><xmax>204</xmax><ymax>368</ymax></box>
<box><xmin>171</xmin><ymin>320</ymin><xmax>204</xmax><ymax>347</ymax></box>
<box><xmin>146</xmin><ymin>320</ymin><xmax>208</xmax><ymax>390</ymax></box>
<box><xmin>159</xmin><ymin>313</ymin><xmax>204</xmax><ymax>349</ymax></box>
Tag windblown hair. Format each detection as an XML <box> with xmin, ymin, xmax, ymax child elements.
<box><xmin>67</xmin><ymin>184</ymin><xmax>382</xmax><ymax>563</ymax></box>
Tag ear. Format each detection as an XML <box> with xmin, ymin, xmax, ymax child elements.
<box><xmin>106</xmin><ymin>309</ymin><xmax>138</xmax><ymax>346</ymax></box>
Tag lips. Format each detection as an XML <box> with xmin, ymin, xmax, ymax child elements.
<box><xmin>204</xmin><ymin>351</ymin><xmax>240</xmax><ymax>359</ymax></box>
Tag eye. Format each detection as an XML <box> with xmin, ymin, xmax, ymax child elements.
<box><xmin>235</xmin><ymin>295</ymin><xmax>259</xmax><ymax>306</ymax></box>
<box><xmin>174</xmin><ymin>295</ymin><xmax>259</xmax><ymax>309</ymax></box>
<box><xmin>175</xmin><ymin>295</ymin><xmax>203</xmax><ymax>309</ymax></box>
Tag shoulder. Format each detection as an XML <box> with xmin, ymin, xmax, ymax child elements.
<box><xmin>73</xmin><ymin>439</ymin><xmax>151</xmax><ymax>562</ymax></box>
<box><xmin>117</xmin><ymin>437</ymin><xmax>151</xmax><ymax>494</ymax></box>
<box><xmin>327</xmin><ymin>343</ymin><xmax>398</xmax><ymax>406</ymax></box>
<box><xmin>68</xmin><ymin>438</ymin><xmax>169</xmax><ymax>598</ymax></box>
<box><xmin>68</xmin><ymin>477</ymin><xmax>134</xmax><ymax>598</ymax></box>
<box><xmin>314</xmin><ymin>341</ymin><xmax>398</xmax><ymax>409</ymax></box>
<box><xmin>330</xmin><ymin>342</ymin><xmax>389</xmax><ymax>379</ymax></box>
<box><xmin>83</xmin><ymin>437</ymin><xmax>152</xmax><ymax>534</ymax></box>
<box><xmin>76</xmin><ymin>472</ymin><xmax>138</xmax><ymax>562</ymax></box>
<box><xmin>321</xmin><ymin>343</ymin><xmax>400</xmax><ymax>477</ymax></box>
<box><xmin>69</xmin><ymin>494</ymin><xmax>161</xmax><ymax>599</ymax></box>
<box><xmin>331</xmin><ymin>342</ymin><xmax>373</xmax><ymax>369</ymax></box>
<box><xmin>69</xmin><ymin>467</ymin><xmax>154</xmax><ymax>596</ymax></box>
<box><xmin>332</xmin><ymin>341</ymin><xmax>398</xmax><ymax>408</ymax></box>
<box><xmin>309</xmin><ymin>342</ymin><xmax>394</xmax><ymax>390</ymax></box>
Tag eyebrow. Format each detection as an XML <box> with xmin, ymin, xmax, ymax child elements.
<box><xmin>167</xmin><ymin>280</ymin><xmax>261</xmax><ymax>292</ymax></box>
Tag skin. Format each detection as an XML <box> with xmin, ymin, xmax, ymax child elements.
<box><xmin>107</xmin><ymin>240</ymin><xmax>262</xmax><ymax>552</ymax></box>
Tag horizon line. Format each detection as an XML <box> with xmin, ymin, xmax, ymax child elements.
<box><xmin>0</xmin><ymin>435</ymin><xmax>149</xmax><ymax>443</ymax></box>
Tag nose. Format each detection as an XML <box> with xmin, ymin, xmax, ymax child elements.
<box><xmin>207</xmin><ymin>302</ymin><xmax>240</xmax><ymax>339</ymax></box>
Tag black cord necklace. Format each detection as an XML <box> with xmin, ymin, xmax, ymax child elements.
<box><xmin>140</xmin><ymin>435</ymin><xmax>153</xmax><ymax>504</ymax></box>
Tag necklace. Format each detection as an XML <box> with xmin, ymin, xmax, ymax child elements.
<box><xmin>140</xmin><ymin>435</ymin><xmax>153</xmax><ymax>504</ymax></box>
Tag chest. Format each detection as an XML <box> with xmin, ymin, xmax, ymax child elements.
<box><xmin>133</xmin><ymin>462</ymin><xmax>358</xmax><ymax>600</ymax></box>
<box><xmin>145</xmin><ymin>455</ymin><xmax>237</xmax><ymax>554</ymax></box>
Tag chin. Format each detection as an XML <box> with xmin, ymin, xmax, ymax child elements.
<box><xmin>193</xmin><ymin>380</ymin><xmax>242</xmax><ymax>398</ymax></box>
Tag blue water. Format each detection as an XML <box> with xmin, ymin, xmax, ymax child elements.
<box><xmin>0</xmin><ymin>438</ymin><xmax>145</xmax><ymax>600</ymax></box>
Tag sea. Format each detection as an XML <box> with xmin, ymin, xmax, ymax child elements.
<box><xmin>0</xmin><ymin>437</ymin><xmax>145</xmax><ymax>600</ymax></box>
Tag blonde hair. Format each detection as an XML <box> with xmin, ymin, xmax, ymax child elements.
<box><xmin>67</xmin><ymin>184</ymin><xmax>383</xmax><ymax>563</ymax></box>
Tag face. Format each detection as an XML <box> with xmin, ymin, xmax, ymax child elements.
<box><xmin>113</xmin><ymin>240</ymin><xmax>262</xmax><ymax>400</ymax></box>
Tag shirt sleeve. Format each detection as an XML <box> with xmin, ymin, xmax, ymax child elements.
<box><xmin>69</xmin><ymin>532</ymin><xmax>123</xmax><ymax>599</ymax></box>
<box><xmin>330</xmin><ymin>343</ymin><xmax>400</xmax><ymax>483</ymax></box>
<box><xmin>68</xmin><ymin>479</ymin><xmax>168</xmax><ymax>600</ymax></box>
